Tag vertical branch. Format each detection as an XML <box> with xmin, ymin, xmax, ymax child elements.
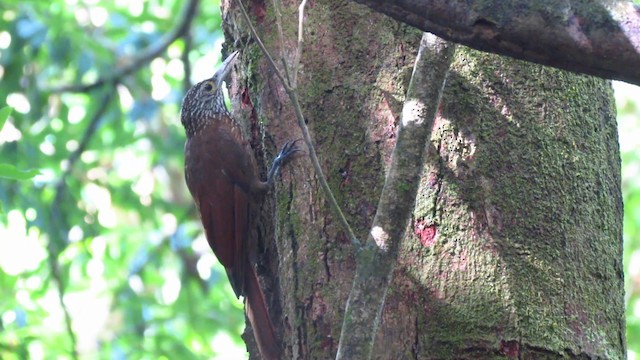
<box><xmin>235</xmin><ymin>0</ymin><xmax>360</xmax><ymax>247</ymax></box>
<box><xmin>291</xmin><ymin>0</ymin><xmax>307</xmax><ymax>88</ymax></box>
<box><xmin>236</xmin><ymin>0</ymin><xmax>290</xmax><ymax>90</ymax></box>
<box><xmin>46</xmin><ymin>254</ymin><xmax>79</xmax><ymax>360</ymax></box>
<box><xmin>182</xmin><ymin>28</ymin><xmax>193</xmax><ymax>92</ymax></box>
<box><xmin>335</xmin><ymin>34</ymin><xmax>456</xmax><ymax>359</ymax></box>
<box><xmin>47</xmin><ymin>90</ymin><xmax>114</xmax><ymax>359</ymax></box>
<box><xmin>272</xmin><ymin>0</ymin><xmax>286</xmax><ymax>65</ymax></box>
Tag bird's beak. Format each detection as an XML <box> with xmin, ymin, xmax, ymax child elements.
<box><xmin>214</xmin><ymin>51</ymin><xmax>239</xmax><ymax>87</ymax></box>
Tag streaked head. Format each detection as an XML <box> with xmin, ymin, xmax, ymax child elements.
<box><xmin>180</xmin><ymin>51</ymin><xmax>239</xmax><ymax>137</ymax></box>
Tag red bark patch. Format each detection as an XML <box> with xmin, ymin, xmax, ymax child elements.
<box><xmin>414</xmin><ymin>219</ymin><xmax>437</xmax><ymax>247</ymax></box>
<box><xmin>426</xmin><ymin>172</ymin><xmax>438</xmax><ymax>188</ymax></box>
<box><xmin>500</xmin><ymin>340</ymin><xmax>520</xmax><ymax>358</ymax></box>
<box><xmin>311</xmin><ymin>291</ymin><xmax>327</xmax><ymax>321</ymax></box>
<box><xmin>250</xmin><ymin>0</ymin><xmax>266</xmax><ymax>22</ymax></box>
<box><xmin>336</xmin><ymin>231</ymin><xmax>350</xmax><ymax>245</ymax></box>
<box><xmin>452</xmin><ymin>248</ymin><xmax>469</xmax><ymax>271</ymax></box>
<box><xmin>241</xmin><ymin>87</ymin><xmax>252</xmax><ymax>107</ymax></box>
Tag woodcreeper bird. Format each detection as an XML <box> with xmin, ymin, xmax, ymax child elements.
<box><xmin>181</xmin><ymin>51</ymin><xmax>297</xmax><ymax>360</ymax></box>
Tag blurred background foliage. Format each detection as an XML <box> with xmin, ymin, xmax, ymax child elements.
<box><xmin>0</xmin><ymin>0</ymin><xmax>248</xmax><ymax>358</ymax></box>
<box><xmin>0</xmin><ymin>0</ymin><xmax>639</xmax><ymax>359</ymax></box>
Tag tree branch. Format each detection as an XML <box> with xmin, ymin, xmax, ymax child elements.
<box><xmin>236</xmin><ymin>0</ymin><xmax>360</xmax><ymax>247</ymax></box>
<box><xmin>236</xmin><ymin>0</ymin><xmax>291</xmax><ymax>92</ymax></box>
<box><xmin>47</xmin><ymin>90</ymin><xmax>114</xmax><ymax>359</ymax></box>
<box><xmin>351</xmin><ymin>0</ymin><xmax>640</xmax><ymax>85</ymax></box>
<box><xmin>182</xmin><ymin>29</ymin><xmax>194</xmax><ymax>93</ymax></box>
<box><xmin>48</xmin><ymin>0</ymin><xmax>200</xmax><ymax>93</ymax></box>
<box><xmin>292</xmin><ymin>0</ymin><xmax>307</xmax><ymax>88</ymax></box>
<box><xmin>272</xmin><ymin>0</ymin><xmax>287</xmax><ymax>71</ymax></box>
<box><xmin>336</xmin><ymin>34</ymin><xmax>456</xmax><ymax>359</ymax></box>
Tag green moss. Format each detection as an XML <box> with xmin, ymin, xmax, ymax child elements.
<box><xmin>402</xmin><ymin>44</ymin><xmax>622</xmax><ymax>356</ymax></box>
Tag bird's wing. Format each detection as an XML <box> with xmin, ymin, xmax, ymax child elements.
<box><xmin>184</xmin><ymin>130</ymin><xmax>250</xmax><ymax>297</ymax></box>
<box><xmin>184</xmin><ymin>122</ymin><xmax>281</xmax><ymax>359</ymax></box>
<box><xmin>210</xmin><ymin>121</ymin><xmax>261</xmax><ymax>195</ymax></box>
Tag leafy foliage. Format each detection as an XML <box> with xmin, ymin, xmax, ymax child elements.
<box><xmin>0</xmin><ymin>164</ymin><xmax>39</xmax><ymax>181</ymax></box>
<box><xmin>0</xmin><ymin>106</ymin><xmax>11</xmax><ymax>129</ymax></box>
<box><xmin>0</xmin><ymin>0</ymin><xmax>639</xmax><ymax>358</ymax></box>
<box><xmin>0</xmin><ymin>0</ymin><xmax>247</xmax><ymax>358</ymax></box>
<box><xmin>617</xmin><ymin>81</ymin><xmax>640</xmax><ymax>358</ymax></box>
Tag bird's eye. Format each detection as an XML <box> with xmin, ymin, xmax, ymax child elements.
<box><xmin>203</xmin><ymin>81</ymin><xmax>214</xmax><ymax>93</ymax></box>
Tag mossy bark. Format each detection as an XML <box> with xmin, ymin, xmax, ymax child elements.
<box><xmin>222</xmin><ymin>1</ymin><xmax>625</xmax><ymax>359</ymax></box>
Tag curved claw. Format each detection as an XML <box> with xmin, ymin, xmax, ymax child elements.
<box><xmin>267</xmin><ymin>139</ymin><xmax>304</xmax><ymax>186</ymax></box>
<box><xmin>274</xmin><ymin>138</ymin><xmax>304</xmax><ymax>164</ymax></box>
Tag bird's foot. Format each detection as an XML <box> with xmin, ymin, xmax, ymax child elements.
<box><xmin>275</xmin><ymin>139</ymin><xmax>303</xmax><ymax>164</ymax></box>
<box><xmin>267</xmin><ymin>139</ymin><xmax>303</xmax><ymax>185</ymax></box>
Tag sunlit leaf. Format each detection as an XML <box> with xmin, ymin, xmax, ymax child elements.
<box><xmin>0</xmin><ymin>164</ymin><xmax>40</xmax><ymax>180</ymax></box>
<box><xmin>0</xmin><ymin>106</ymin><xmax>12</xmax><ymax>130</ymax></box>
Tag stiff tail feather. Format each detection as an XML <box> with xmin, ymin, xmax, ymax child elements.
<box><xmin>245</xmin><ymin>266</ymin><xmax>280</xmax><ymax>360</ymax></box>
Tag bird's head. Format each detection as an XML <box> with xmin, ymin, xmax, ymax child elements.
<box><xmin>180</xmin><ymin>51</ymin><xmax>239</xmax><ymax>137</ymax></box>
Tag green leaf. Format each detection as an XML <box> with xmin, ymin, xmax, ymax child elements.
<box><xmin>0</xmin><ymin>107</ymin><xmax>12</xmax><ymax>130</ymax></box>
<box><xmin>0</xmin><ymin>163</ymin><xmax>40</xmax><ymax>180</ymax></box>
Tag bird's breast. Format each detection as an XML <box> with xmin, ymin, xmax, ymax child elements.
<box><xmin>184</xmin><ymin>117</ymin><xmax>259</xmax><ymax>196</ymax></box>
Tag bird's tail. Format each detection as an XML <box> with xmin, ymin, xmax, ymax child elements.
<box><xmin>245</xmin><ymin>266</ymin><xmax>281</xmax><ymax>360</ymax></box>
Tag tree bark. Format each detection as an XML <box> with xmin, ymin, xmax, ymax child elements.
<box><xmin>222</xmin><ymin>0</ymin><xmax>625</xmax><ymax>358</ymax></box>
<box><xmin>350</xmin><ymin>0</ymin><xmax>640</xmax><ymax>86</ymax></box>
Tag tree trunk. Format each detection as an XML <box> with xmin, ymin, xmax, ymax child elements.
<box><xmin>221</xmin><ymin>1</ymin><xmax>625</xmax><ymax>358</ymax></box>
